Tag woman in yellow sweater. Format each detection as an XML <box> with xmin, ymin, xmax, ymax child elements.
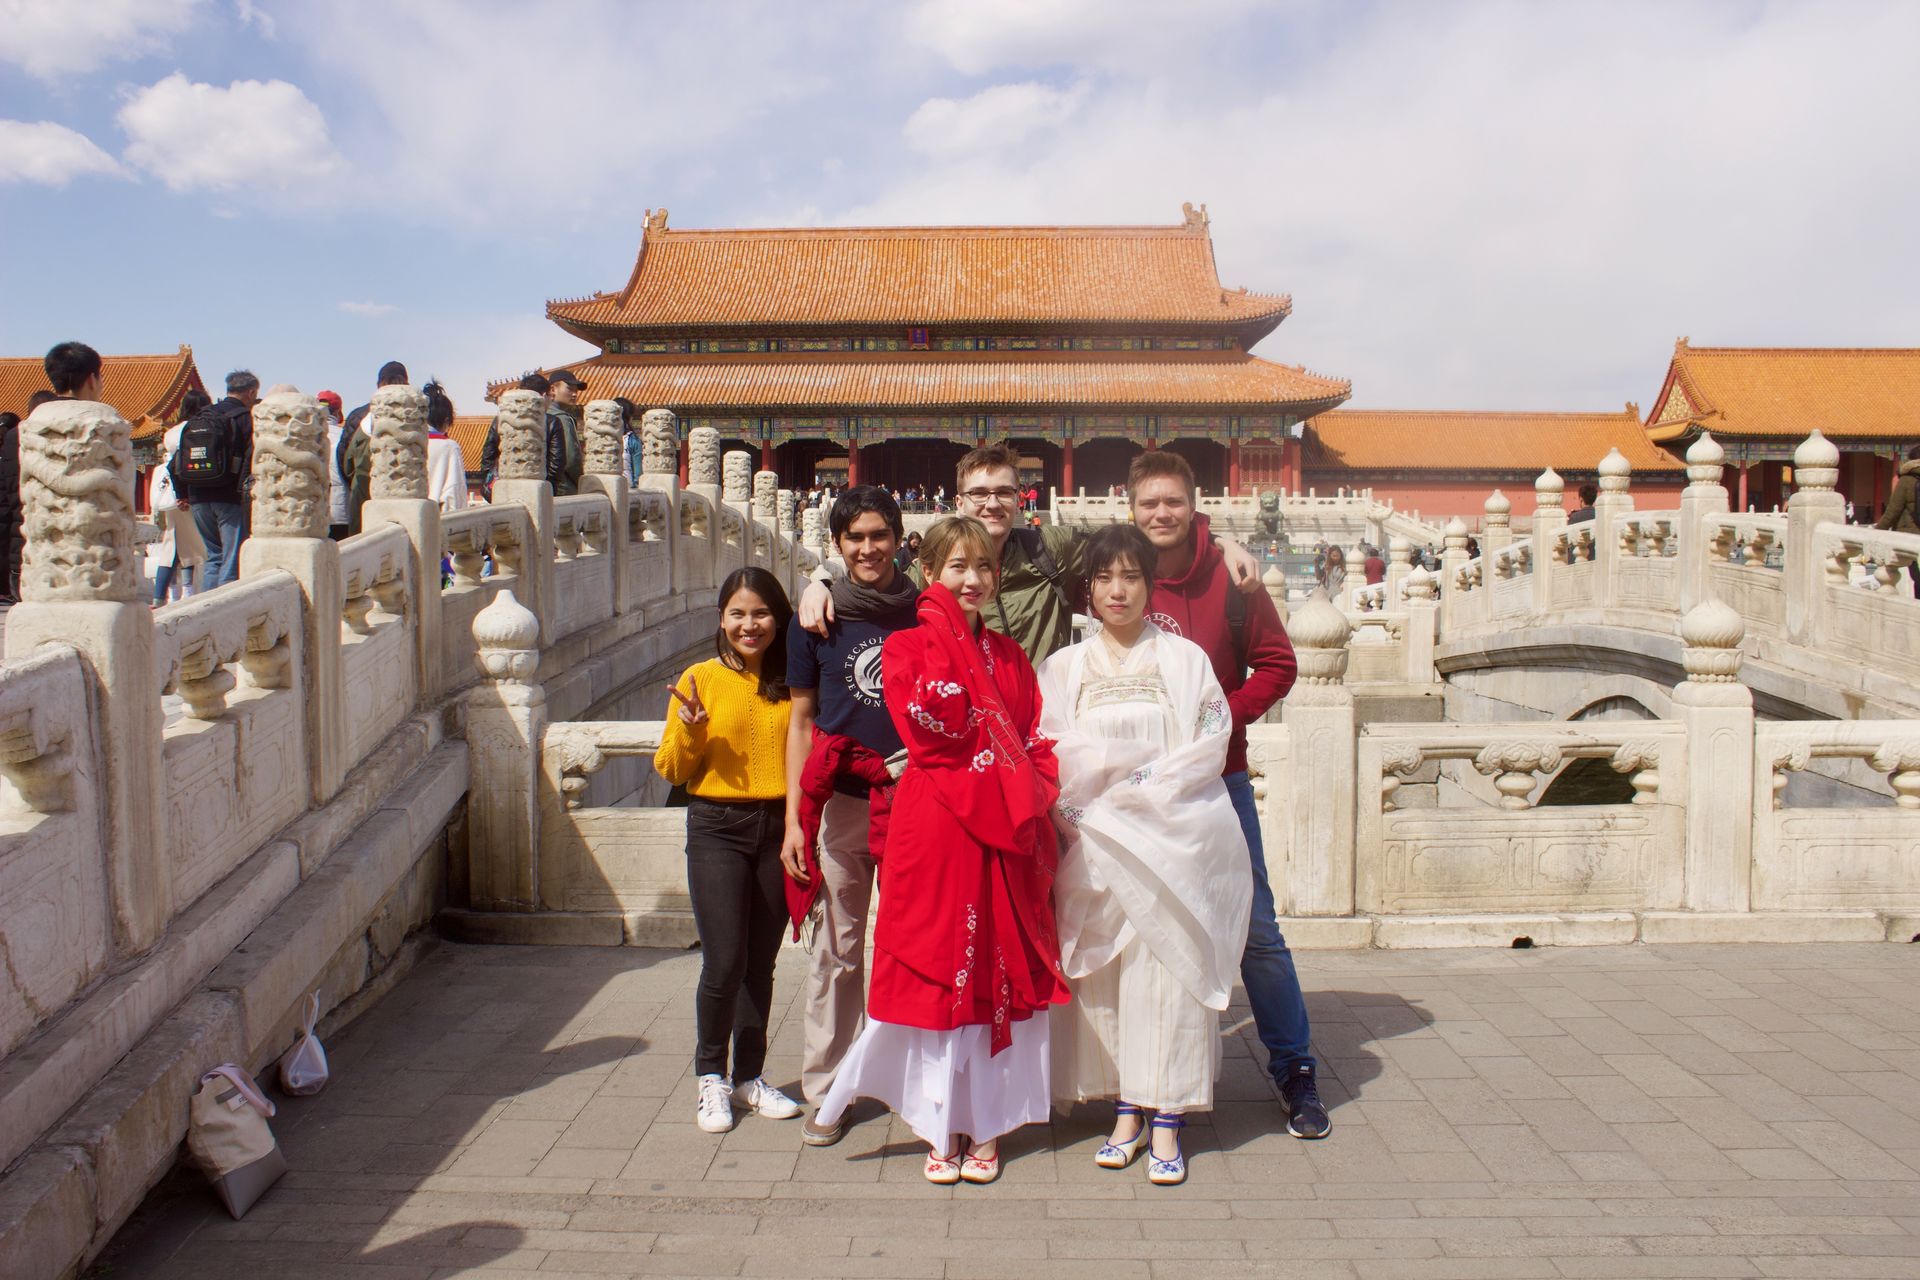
<box><xmin>654</xmin><ymin>567</ymin><xmax>805</xmax><ymax>1134</ymax></box>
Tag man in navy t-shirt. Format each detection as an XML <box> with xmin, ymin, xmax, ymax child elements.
<box><xmin>780</xmin><ymin>486</ymin><xmax>919</xmax><ymax>1144</ymax></box>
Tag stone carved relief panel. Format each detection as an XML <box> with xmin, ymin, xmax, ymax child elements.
<box><xmin>1706</xmin><ymin>563</ymin><xmax>1785</xmax><ymax>636</ymax></box>
<box><xmin>162</xmin><ymin>688</ymin><xmax>304</xmax><ymax>908</ymax></box>
<box><xmin>1368</xmin><ymin>808</ymin><xmax>1678</xmax><ymax>913</ymax></box>
<box><xmin>343</xmin><ymin>623</ymin><xmax>416</xmax><ymax>766</ymax></box>
<box><xmin>1755</xmin><ymin>811</ymin><xmax>1920</xmax><ymax>909</ymax></box>
<box><xmin>541</xmin><ymin>807</ymin><xmax>692</xmax><ymax>912</ymax></box>
<box><xmin>1614</xmin><ymin>557</ymin><xmax>1679</xmax><ymax>613</ymax></box>
<box><xmin>0</xmin><ymin>812</ymin><xmax>111</xmax><ymax>1057</ymax></box>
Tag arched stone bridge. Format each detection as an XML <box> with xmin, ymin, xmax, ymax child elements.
<box><xmin>1</xmin><ymin>391</ymin><xmax>1916</xmax><ymax>1275</ymax></box>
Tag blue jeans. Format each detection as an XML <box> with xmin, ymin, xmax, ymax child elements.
<box><xmin>191</xmin><ymin>501</ymin><xmax>247</xmax><ymax>588</ymax></box>
<box><xmin>1224</xmin><ymin>770</ymin><xmax>1315</xmax><ymax>1079</ymax></box>
<box><xmin>152</xmin><ymin>561</ymin><xmax>194</xmax><ymax>605</ymax></box>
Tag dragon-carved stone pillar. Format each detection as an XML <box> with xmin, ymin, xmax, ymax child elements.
<box><xmin>580</xmin><ymin>400</ymin><xmax>633</xmax><ymax>614</ymax></box>
<box><xmin>489</xmin><ymin>389</ymin><xmax>556</xmax><ymax>644</ymax></box>
<box><xmin>7</xmin><ymin>399</ymin><xmax>170</xmax><ymax>952</ymax></box>
<box><xmin>241</xmin><ymin>392</ymin><xmax>349</xmax><ymax>801</ymax></box>
<box><xmin>361</xmin><ymin>384</ymin><xmax>443</xmax><ymax>696</ymax></box>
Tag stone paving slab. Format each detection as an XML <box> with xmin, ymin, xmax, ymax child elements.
<box><xmin>92</xmin><ymin>940</ymin><xmax>1920</xmax><ymax>1279</ymax></box>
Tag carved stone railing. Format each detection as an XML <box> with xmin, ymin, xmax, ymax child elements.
<box><xmin>1354</xmin><ymin>722</ymin><xmax>1688</xmax><ymax>917</ymax></box>
<box><xmin>152</xmin><ymin>573</ymin><xmax>308</xmax><ymax>907</ymax></box>
<box><xmin>1223</xmin><ymin>599</ymin><xmax>1920</xmax><ymax>947</ymax></box>
<box><xmin>1353</xmin><ymin>432</ymin><xmax>1920</xmax><ymax>717</ymax></box>
<box><xmin>0</xmin><ymin>393</ymin><xmax>830</xmax><ymax>1275</ymax></box>
<box><xmin>1754</xmin><ymin>720</ymin><xmax>1920</xmax><ymax>912</ymax></box>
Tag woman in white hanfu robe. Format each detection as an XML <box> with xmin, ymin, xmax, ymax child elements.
<box><xmin>1037</xmin><ymin>523</ymin><xmax>1252</xmax><ymax>1185</ymax></box>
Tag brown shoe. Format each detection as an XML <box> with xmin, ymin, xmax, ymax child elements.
<box><xmin>801</xmin><ymin>1110</ymin><xmax>848</xmax><ymax>1147</ymax></box>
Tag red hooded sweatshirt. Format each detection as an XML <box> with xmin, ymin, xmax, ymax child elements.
<box><xmin>1144</xmin><ymin>513</ymin><xmax>1298</xmax><ymax>777</ymax></box>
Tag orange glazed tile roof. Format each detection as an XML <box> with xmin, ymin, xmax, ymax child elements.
<box><xmin>450</xmin><ymin>416</ymin><xmax>493</xmax><ymax>473</ymax></box>
<box><xmin>491</xmin><ymin>350</ymin><xmax>1350</xmax><ymax>413</ymax></box>
<box><xmin>1306</xmin><ymin>406</ymin><xmax>1683</xmax><ymax>474</ymax></box>
<box><xmin>0</xmin><ymin>345</ymin><xmax>206</xmax><ymax>439</ymax></box>
<box><xmin>1645</xmin><ymin>341</ymin><xmax>1920</xmax><ymax>444</ymax></box>
<box><xmin>547</xmin><ymin>205</ymin><xmax>1291</xmax><ymax>338</ymax></box>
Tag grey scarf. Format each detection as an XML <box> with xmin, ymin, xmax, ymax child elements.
<box><xmin>830</xmin><ymin>566</ymin><xmax>919</xmax><ymax>622</ymax></box>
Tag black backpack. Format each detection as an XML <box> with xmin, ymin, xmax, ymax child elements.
<box><xmin>174</xmin><ymin>404</ymin><xmax>239</xmax><ymax>486</ymax></box>
<box><xmin>1012</xmin><ymin>526</ymin><xmax>1068</xmax><ymax>605</ymax></box>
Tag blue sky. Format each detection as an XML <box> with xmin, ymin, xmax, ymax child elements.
<box><xmin>3</xmin><ymin>0</ymin><xmax>1916</xmax><ymax>420</ymax></box>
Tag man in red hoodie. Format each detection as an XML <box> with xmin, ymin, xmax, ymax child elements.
<box><xmin>1129</xmin><ymin>450</ymin><xmax>1329</xmax><ymax>1140</ymax></box>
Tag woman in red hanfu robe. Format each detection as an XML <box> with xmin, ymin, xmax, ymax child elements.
<box><xmin>813</xmin><ymin>515</ymin><xmax>1069</xmax><ymax>1185</ymax></box>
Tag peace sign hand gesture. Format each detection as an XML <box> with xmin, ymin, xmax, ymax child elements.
<box><xmin>668</xmin><ymin>679</ymin><xmax>708</xmax><ymax>727</ymax></box>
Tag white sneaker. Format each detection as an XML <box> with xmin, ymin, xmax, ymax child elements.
<box><xmin>731</xmin><ymin>1075</ymin><xmax>802</xmax><ymax>1120</ymax></box>
<box><xmin>695</xmin><ymin>1073</ymin><xmax>734</xmax><ymax>1133</ymax></box>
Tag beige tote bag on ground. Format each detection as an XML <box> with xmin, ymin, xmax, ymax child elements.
<box><xmin>187</xmin><ymin>1063</ymin><xmax>287</xmax><ymax>1218</ymax></box>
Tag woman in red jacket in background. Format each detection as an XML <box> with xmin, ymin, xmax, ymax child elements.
<box><xmin>812</xmin><ymin>515</ymin><xmax>1069</xmax><ymax>1185</ymax></box>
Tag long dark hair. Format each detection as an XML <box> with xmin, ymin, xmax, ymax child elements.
<box><xmin>715</xmin><ymin>567</ymin><xmax>791</xmax><ymax>702</ymax></box>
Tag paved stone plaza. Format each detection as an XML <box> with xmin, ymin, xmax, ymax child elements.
<box><xmin>94</xmin><ymin>940</ymin><xmax>1920</xmax><ymax>1279</ymax></box>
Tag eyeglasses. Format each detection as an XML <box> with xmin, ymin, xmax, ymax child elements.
<box><xmin>960</xmin><ymin>487</ymin><xmax>1020</xmax><ymax>506</ymax></box>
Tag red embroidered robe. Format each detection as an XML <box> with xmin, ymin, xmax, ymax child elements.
<box><xmin>868</xmin><ymin>584</ymin><xmax>1069</xmax><ymax>1052</ymax></box>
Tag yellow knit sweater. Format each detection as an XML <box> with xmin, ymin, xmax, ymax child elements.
<box><xmin>652</xmin><ymin>658</ymin><xmax>790</xmax><ymax>801</ymax></box>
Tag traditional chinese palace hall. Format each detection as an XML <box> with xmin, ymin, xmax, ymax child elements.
<box><xmin>496</xmin><ymin>206</ymin><xmax>1351</xmax><ymax>495</ymax></box>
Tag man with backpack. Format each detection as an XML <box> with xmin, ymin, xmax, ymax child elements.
<box><xmin>1127</xmin><ymin>448</ymin><xmax>1328</xmax><ymax>1142</ymax></box>
<box><xmin>169</xmin><ymin>369</ymin><xmax>259</xmax><ymax>588</ymax></box>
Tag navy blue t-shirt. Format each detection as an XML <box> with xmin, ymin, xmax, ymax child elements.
<box><xmin>787</xmin><ymin>610</ymin><xmax>913</xmax><ymax>763</ymax></box>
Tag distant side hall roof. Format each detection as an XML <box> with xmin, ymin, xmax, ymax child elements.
<box><xmin>1307</xmin><ymin>406</ymin><xmax>1683</xmax><ymax>474</ymax></box>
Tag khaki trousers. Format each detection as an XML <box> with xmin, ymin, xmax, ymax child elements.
<box><xmin>799</xmin><ymin>790</ymin><xmax>875</xmax><ymax>1104</ymax></box>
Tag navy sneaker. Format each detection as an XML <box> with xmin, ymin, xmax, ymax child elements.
<box><xmin>1279</xmin><ymin>1063</ymin><xmax>1331</xmax><ymax>1139</ymax></box>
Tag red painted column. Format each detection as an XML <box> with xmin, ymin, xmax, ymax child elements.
<box><xmin>848</xmin><ymin>444</ymin><xmax>860</xmax><ymax>487</ymax></box>
<box><xmin>1229</xmin><ymin>440</ymin><xmax>1243</xmax><ymax>495</ymax></box>
<box><xmin>761</xmin><ymin>440</ymin><xmax>774</xmax><ymax>472</ymax></box>
<box><xmin>1061</xmin><ymin>440</ymin><xmax>1075</xmax><ymax>495</ymax></box>
<box><xmin>1737</xmin><ymin>457</ymin><xmax>1750</xmax><ymax>511</ymax></box>
<box><xmin>678</xmin><ymin>441</ymin><xmax>688</xmax><ymax>485</ymax></box>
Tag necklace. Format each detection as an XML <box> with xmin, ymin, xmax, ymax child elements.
<box><xmin>1098</xmin><ymin>625</ymin><xmax>1142</xmax><ymax>666</ymax></box>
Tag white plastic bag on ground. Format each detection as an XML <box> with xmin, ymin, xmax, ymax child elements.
<box><xmin>277</xmin><ymin>991</ymin><xmax>329</xmax><ymax>1096</ymax></box>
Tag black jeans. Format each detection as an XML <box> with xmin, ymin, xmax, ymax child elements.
<box><xmin>685</xmin><ymin>797</ymin><xmax>787</xmax><ymax>1081</ymax></box>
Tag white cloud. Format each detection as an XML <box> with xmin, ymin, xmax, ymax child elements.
<box><xmin>903</xmin><ymin>82</ymin><xmax>1086</xmax><ymax>159</ymax></box>
<box><xmin>905</xmin><ymin>0</ymin><xmax>1264</xmax><ymax>75</ymax></box>
<box><xmin>233</xmin><ymin>0</ymin><xmax>273</xmax><ymax>39</ymax></box>
<box><xmin>337</xmin><ymin>300</ymin><xmax>397</xmax><ymax>318</ymax></box>
<box><xmin>0</xmin><ymin>0</ymin><xmax>205</xmax><ymax>79</ymax></box>
<box><xmin>274</xmin><ymin>0</ymin><xmax>850</xmax><ymax>230</ymax></box>
<box><xmin>0</xmin><ymin>120</ymin><xmax>128</xmax><ymax>185</ymax></box>
<box><xmin>848</xmin><ymin>2</ymin><xmax>1920</xmax><ymax>411</ymax></box>
<box><xmin>118</xmin><ymin>73</ymin><xmax>343</xmax><ymax>192</ymax></box>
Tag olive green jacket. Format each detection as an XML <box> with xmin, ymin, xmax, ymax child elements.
<box><xmin>1874</xmin><ymin>460</ymin><xmax>1920</xmax><ymax>535</ymax></box>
